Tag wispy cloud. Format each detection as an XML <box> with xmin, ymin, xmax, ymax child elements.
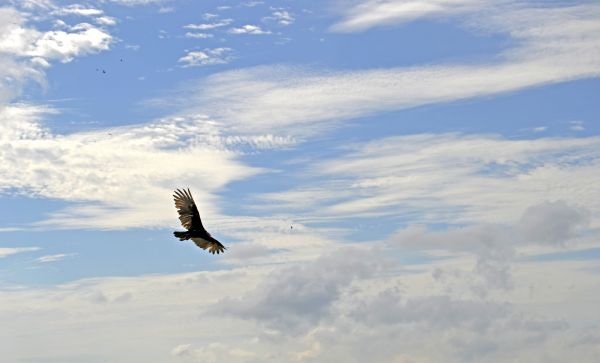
<box><xmin>107</xmin><ymin>0</ymin><xmax>171</xmax><ymax>6</ymax></box>
<box><xmin>258</xmin><ymin>133</ymin><xmax>600</xmax><ymax>229</ymax></box>
<box><xmin>228</xmin><ymin>24</ymin><xmax>271</xmax><ymax>35</ymax></box>
<box><xmin>178</xmin><ymin>47</ymin><xmax>232</xmax><ymax>67</ymax></box>
<box><xmin>95</xmin><ymin>16</ymin><xmax>117</xmax><ymax>26</ymax></box>
<box><xmin>263</xmin><ymin>9</ymin><xmax>295</xmax><ymax>26</ymax></box>
<box><xmin>203</xmin><ymin>13</ymin><xmax>218</xmax><ymax>20</ymax></box>
<box><xmin>158</xmin><ymin>6</ymin><xmax>174</xmax><ymax>14</ymax></box>
<box><xmin>330</xmin><ymin>0</ymin><xmax>490</xmax><ymax>32</ymax></box>
<box><xmin>0</xmin><ymin>247</ymin><xmax>40</xmax><ymax>258</ymax></box>
<box><xmin>35</xmin><ymin>253</ymin><xmax>76</xmax><ymax>263</ymax></box>
<box><xmin>184</xmin><ymin>32</ymin><xmax>213</xmax><ymax>39</ymax></box>
<box><xmin>242</xmin><ymin>1</ymin><xmax>264</xmax><ymax>7</ymax></box>
<box><xmin>570</xmin><ymin>121</ymin><xmax>585</xmax><ymax>131</ymax></box>
<box><xmin>157</xmin><ymin>2</ymin><xmax>600</xmax><ymax>136</ymax></box>
<box><xmin>51</xmin><ymin>4</ymin><xmax>104</xmax><ymax>17</ymax></box>
<box><xmin>0</xmin><ymin>104</ymin><xmax>273</xmax><ymax>229</ymax></box>
<box><xmin>183</xmin><ymin>19</ymin><xmax>233</xmax><ymax>30</ymax></box>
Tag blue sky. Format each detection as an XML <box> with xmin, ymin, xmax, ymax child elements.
<box><xmin>1</xmin><ymin>0</ymin><xmax>599</xmax><ymax>362</ymax></box>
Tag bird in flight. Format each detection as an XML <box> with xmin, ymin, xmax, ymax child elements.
<box><xmin>173</xmin><ymin>188</ymin><xmax>226</xmax><ymax>254</ymax></box>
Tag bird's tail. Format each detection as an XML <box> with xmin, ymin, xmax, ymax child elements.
<box><xmin>174</xmin><ymin>231</ymin><xmax>191</xmax><ymax>241</ymax></box>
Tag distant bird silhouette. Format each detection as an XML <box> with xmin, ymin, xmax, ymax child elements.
<box><xmin>173</xmin><ymin>188</ymin><xmax>226</xmax><ymax>254</ymax></box>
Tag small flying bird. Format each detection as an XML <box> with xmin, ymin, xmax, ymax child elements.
<box><xmin>173</xmin><ymin>188</ymin><xmax>226</xmax><ymax>254</ymax></box>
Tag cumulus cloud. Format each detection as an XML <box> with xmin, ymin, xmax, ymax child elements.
<box><xmin>518</xmin><ymin>201</ymin><xmax>590</xmax><ymax>245</ymax></box>
<box><xmin>348</xmin><ymin>287</ymin><xmax>509</xmax><ymax>330</ymax></box>
<box><xmin>178</xmin><ymin>48</ymin><xmax>233</xmax><ymax>67</ymax></box>
<box><xmin>95</xmin><ymin>16</ymin><xmax>117</xmax><ymax>26</ymax></box>
<box><xmin>228</xmin><ymin>24</ymin><xmax>271</xmax><ymax>35</ymax></box>
<box><xmin>0</xmin><ymin>8</ymin><xmax>45</xmax><ymax>101</ymax></box>
<box><xmin>214</xmin><ymin>247</ymin><xmax>387</xmax><ymax>331</ymax></box>
<box><xmin>2</xmin><ymin>246</ymin><xmax>598</xmax><ymax>363</ymax></box>
<box><xmin>0</xmin><ymin>8</ymin><xmax>112</xmax><ymax>64</ymax></box>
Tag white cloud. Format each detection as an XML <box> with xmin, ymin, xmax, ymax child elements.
<box><xmin>178</xmin><ymin>48</ymin><xmax>232</xmax><ymax>67</ymax></box>
<box><xmin>107</xmin><ymin>0</ymin><xmax>170</xmax><ymax>6</ymax></box>
<box><xmin>95</xmin><ymin>16</ymin><xmax>117</xmax><ymax>26</ymax></box>
<box><xmin>0</xmin><ymin>8</ymin><xmax>46</xmax><ymax>102</ymax></box>
<box><xmin>1</xmin><ymin>244</ymin><xmax>599</xmax><ymax>362</ymax></box>
<box><xmin>28</xmin><ymin>25</ymin><xmax>111</xmax><ymax>62</ymax></box>
<box><xmin>258</xmin><ymin>134</ymin><xmax>600</xmax><ymax>229</ymax></box>
<box><xmin>157</xmin><ymin>2</ymin><xmax>600</xmax><ymax>136</ymax></box>
<box><xmin>0</xmin><ymin>55</ymin><xmax>44</xmax><ymax>104</ymax></box>
<box><xmin>158</xmin><ymin>6</ymin><xmax>174</xmax><ymax>14</ymax></box>
<box><xmin>331</xmin><ymin>0</ymin><xmax>489</xmax><ymax>32</ymax></box>
<box><xmin>0</xmin><ymin>247</ymin><xmax>40</xmax><ymax>258</ymax></box>
<box><xmin>184</xmin><ymin>32</ymin><xmax>213</xmax><ymax>39</ymax></box>
<box><xmin>243</xmin><ymin>1</ymin><xmax>264</xmax><ymax>7</ymax></box>
<box><xmin>183</xmin><ymin>19</ymin><xmax>233</xmax><ymax>30</ymax></box>
<box><xmin>0</xmin><ymin>104</ymin><xmax>276</xmax><ymax>229</ymax></box>
<box><xmin>9</xmin><ymin>0</ymin><xmax>55</xmax><ymax>11</ymax></box>
<box><xmin>0</xmin><ymin>8</ymin><xmax>112</xmax><ymax>64</ymax></box>
<box><xmin>263</xmin><ymin>9</ymin><xmax>295</xmax><ymax>26</ymax></box>
<box><xmin>35</xmin><ymin>253</ymin><xmax>76</xmax><ymax>263</ymax></box>
<box><xmin>11</xmin><ymin>2</ymin><xmax>118</xmax><ymax>31</ymax></box>
<box><xmin>51</xmin><ymin>4</ymin><xmax>104</xmax><ymax>17</ymax></box>
<box><xmin>228</xmin><ymin>24</ymin><xmax>271</xmax><ymax>35</ymax></box>
<box><xmin>570</xmin><ymin>121</ymin><xmax>585</xmax><ymax>131</ymax></box>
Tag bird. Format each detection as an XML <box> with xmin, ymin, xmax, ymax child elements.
<box><xmin>172</xmin><ymin>188</ymin><xmax>226</xmax><ymax>254</ymax></box>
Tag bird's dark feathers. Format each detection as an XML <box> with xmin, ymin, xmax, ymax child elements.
<box><xmin>173</xmin><ymin>188</ymin><xmax>226</xmax><ymax>254</ymax></box>
<box><xmin>173</xmin><ymin>188</ymin><xmax>204</xmax><ymax>231</ymax></box>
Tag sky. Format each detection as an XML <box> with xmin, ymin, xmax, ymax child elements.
<box><xmin>0</xmin><ymin>0</ymin><xmax>599</xmax><ymax>362</ymax></box>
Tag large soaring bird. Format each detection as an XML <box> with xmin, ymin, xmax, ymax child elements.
<box><xmin>173</xmin><ymin>188</ymin><xmax>226</xmax><ymax>254</ymax></box>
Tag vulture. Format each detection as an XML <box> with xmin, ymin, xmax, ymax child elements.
<box><xmin>173</xmin><ymin>188</ymin><xmax>226</xmax><ymax>254</ymax></box>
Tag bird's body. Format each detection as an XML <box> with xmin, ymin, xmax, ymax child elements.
<box><xmin>173</xmin><ymin>188</ymin><xmax>226</xmax><ymax>254</ymax></box>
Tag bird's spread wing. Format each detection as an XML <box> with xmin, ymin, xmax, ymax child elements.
<box><xmin>191</xmin><ymin>237</ymin><xmax>226</xmax><ymax>255</ymax></box>
<box><xmin>173</xmin><ymin>188</ymin><xmax>204</xmax><ymax>231</ymax></box>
